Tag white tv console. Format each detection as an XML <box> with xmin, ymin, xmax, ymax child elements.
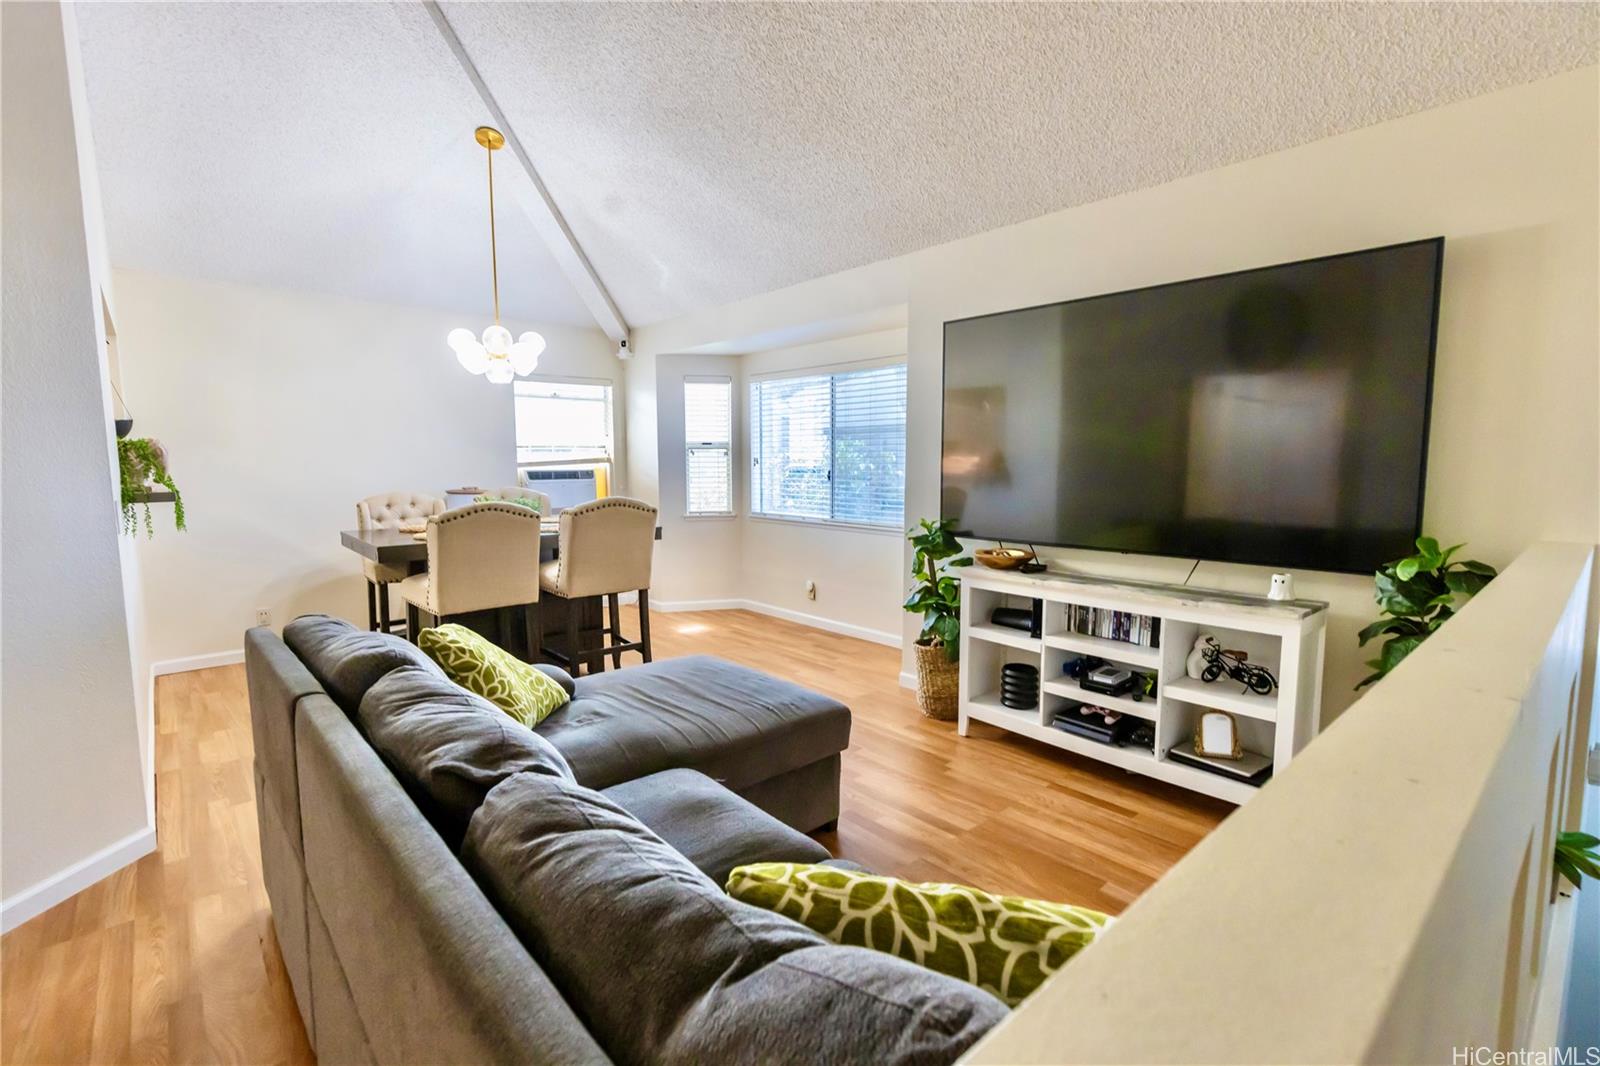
<box><xmin>958</xmin><ymin>567</ymin><xmax>1328</xmax><ymax>804</ymax></box>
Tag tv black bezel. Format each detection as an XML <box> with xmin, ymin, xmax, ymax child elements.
<box><xmin>939</xmin><ymin>236</ymin><xmax>1445</xmax><ymax>576</ymax></box>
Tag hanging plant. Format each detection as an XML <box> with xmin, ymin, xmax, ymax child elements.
<box><xmin>118</xmin><ymin>437</ymin><xmax>186</xmax><ymax>537</ymax></box>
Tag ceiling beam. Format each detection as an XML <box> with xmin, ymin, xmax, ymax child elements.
<box><xmin>425</xmin><ymin>1</ymin><xmax>631</xmax><ymax>351</ymax></box>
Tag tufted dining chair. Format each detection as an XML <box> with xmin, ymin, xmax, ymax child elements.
<box><xmin>397</xmin><ymin>502</ymin><xmax>544</xmax><ymax>656</ymax></box>
<box><xmin>485</xmin><ymin>486</ymin><xmax>552</xmax><ymax>516</ymax></box>
<box><xmin>355</xmin><ymin>491</ymin><xmax>446</xmax><ymax>632</ymax></box>
<box><xmin>539</xmin><ymin>496</ymin><xmax>657</xmax><ymax>675</ymax></box>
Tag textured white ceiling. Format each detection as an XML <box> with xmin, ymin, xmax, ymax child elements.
<box><xmin>77</xmin><ymin>2</ymin><xmax>1596</xmax><ymax>330</ymax></box>
<box><xmin>74</xmin><ymin>2</ymin><xmax>596</xmax><ymax>326</ymax></box>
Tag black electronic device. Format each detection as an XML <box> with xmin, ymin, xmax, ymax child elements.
<box><xmin>1080</xmin><ymin>664</ymin><xmax>1136</xmax><ymax>698</ymax></box>
<box><xmin>1166</xmin><ymin>745</ymin><xmax>1274</xmax><ymax>785</ymax></box>
<box><xmin>1000</xmin><ymin>663</ymin><xmax>1039</xmax><ymax>710</ymax></box>
<box><xmin>989</xmin><ymin>602</ymin><xmax>1043</xmax><ymax>638</ymax></box>
<box><xmin>941</xmin><ymin>238</ymin><xmax>1444</xmax><ymax>573</ymax></box>
<box><xmin>1050</xmin><ymin>706</ymin><xmax>1136</xmax><ymax>746</ymax></box>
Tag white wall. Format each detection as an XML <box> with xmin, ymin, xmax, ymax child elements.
<box><xmin>651</xmin><ymin>353</ymin><xmax>744</xmax><ymax>604</ymax></box>
<box><xmin>633</xmin><ymin>67</ymin><xmax>1600</xmax><ymax>721</ymax></box>
<box><xmin>59</xmin><ymin>0</ymin><xmax>157</xmax><ymax>825</ymax></box>
<box><xmin>643</xmin><ymin>331</ymin><xmax>908</xmax><ymax>643</ymax></box>
<box><xmin>736</xmin><ymin>330</ymin><xmax>908</xmax><ymax>640</ymax></box>
<box><xmin>1</xmin><ymin>0</ymin><xmax>150</xmax><ymax>929</ymax></box>
<box><xmin>111</xmin><ymin>271</ymin><xmax>621</xmax><ymax>663</ymax></box>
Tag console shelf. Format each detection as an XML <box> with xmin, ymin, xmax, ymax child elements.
<box><xmin>1041</xmin><ymin>631</ymin><xmax>1162</xmax><ymax>669</ymax></box>
<box><xmin>1162</xmin><ymin>676</ymin><xmax>1278</xmax><ymax>722</ymax></box>
<box><xmin>958</xmin><ymin>567</ymin><xmax>1327</xmax><ymax>805</ymax></box>
<box><xmin>967</xmin><ymin>622</ymin><xmax>1042</xmax><ymax>653</ymax></box>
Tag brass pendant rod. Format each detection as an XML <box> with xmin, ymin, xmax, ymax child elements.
<box><xmin>487</xmin><ymin>139</ymin><xmax>500</xmax><ymax>325</ymax></box>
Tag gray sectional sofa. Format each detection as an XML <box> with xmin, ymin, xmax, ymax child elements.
<box><xmin>245</xmin><ymin>615</ymin><xmax>1004</xmax><ymax>1064</ymax></box>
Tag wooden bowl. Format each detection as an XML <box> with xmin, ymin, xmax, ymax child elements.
<box><xmin>974</xmin><ymin>547</ymin><xmax>1035</xmax><ymax>570</ymax></box>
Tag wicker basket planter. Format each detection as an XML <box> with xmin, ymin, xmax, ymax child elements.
<box><xmin>912</xmin><ymin>641</ymin><xmax>959</xmax><ymax>721</ymax></box>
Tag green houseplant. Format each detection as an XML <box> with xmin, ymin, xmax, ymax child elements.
<box><xmin>118</xmin><ymin>437</ymin><xmax>186</xmax><ymax>538</ymax></box>
<box><xmin>903</xmin><ymin>518</ymin><xmax>972</xmax><ymax>720</ymax></box>
<box><xmin>1556</xmin><ymin>831</ymin><xmax>1600</xmax><ymax>891</ymax></box>
<box><xmin>1355</xmin><ymin>536</ymin><xmax>1496</xmax><ymax>690</ymax></box>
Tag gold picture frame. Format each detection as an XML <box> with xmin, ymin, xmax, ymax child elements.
<box><xmin>1195</xmin><ymin>710</ymin><xmax>1242</xmax><ymax>760</ymax></box>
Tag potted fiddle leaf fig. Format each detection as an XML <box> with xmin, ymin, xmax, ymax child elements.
<box><xmin>904</xmin><ymin>518</ymin><xmax>972</xmax><ymax>720</ymax></box>
<box><xmin>1555</xmin><ymin>831</ymin><xmax>1600</xmax><ymax>891</ymax></box>
<box><xmin>1355</xmin><ymin>536</ymin><xmax>1496</xmax><ymax>690</ymax></box>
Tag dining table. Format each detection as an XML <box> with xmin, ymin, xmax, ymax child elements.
<box><xmin>339</xmin><ymin>521</ymin><xmax>663</xmax><ymax>673</ymax></box>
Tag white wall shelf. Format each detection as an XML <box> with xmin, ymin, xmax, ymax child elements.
<box><xmin>958</xmin><ymin>567</ymin><xmax>1328</xmax><ymax>805</ymax></box>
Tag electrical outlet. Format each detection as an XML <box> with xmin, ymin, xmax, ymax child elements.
<box><xmin>255</xmin><ymin>608</ymin><xmax>272</xmax><ymax>627</ymax></box>
<box><xmin>805</xmin><ymin>580</ymin><xmax>816</xmax><ymax>601</ymax></box>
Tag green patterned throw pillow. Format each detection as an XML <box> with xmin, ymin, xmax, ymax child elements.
<box><xmin>418</xmin><ymin>624</ymin><xmax>569</xmax><ymax>728</ymax></box>
<box><xmin>726</xmin><ymin>862</ymin><xmax>1111</xmax><ymax>1006</ymax></box>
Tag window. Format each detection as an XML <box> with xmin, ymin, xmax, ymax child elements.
<box><xmin>513</xmin><ymin>379</ymin><xmax>613</xmax><ymax>469</ymax></box>
<box><xmin>684</xmin><ymin>377</ymin><xmax>733</xmax><ymax>515</ymax></box>
<box><xmin>750</xmin><ymin>362</ymin><xmax>906</xmax><ymax>528</ymax></box>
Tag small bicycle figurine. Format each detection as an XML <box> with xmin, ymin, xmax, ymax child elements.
<box><xmin>1199</xmin><ymin>638</ymin><xmax>1278</xmax><ymax>695</ymax></box>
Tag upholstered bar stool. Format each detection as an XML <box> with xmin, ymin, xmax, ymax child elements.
<box><xmin>355</xmin><ymin>491</ymin><xmax>446</xmax><ymax>632</ymax></box>
<box><xmin>397</xmin><ymin>502</ymin><xmax>544</xmax><ymax>657</ymax></box>
<box><xmin>539</xmin><ymin>496</ymin><xmax>658</xmax><ymax>675</ymax></box>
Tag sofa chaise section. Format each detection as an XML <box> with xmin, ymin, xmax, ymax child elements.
<box><xmin>535</xmin><ymin>654</ymin><xmax>850</xmax><ymax>831</ymax></box>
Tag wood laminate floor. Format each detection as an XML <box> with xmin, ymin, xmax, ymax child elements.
<box><xmin>1</xmin><ymin>607</ymin><xmax>1230</xmax><ymax>1065</ymax></box>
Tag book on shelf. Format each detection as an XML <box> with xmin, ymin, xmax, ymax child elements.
<box><xmin>1066</xmin><ymin>605</ymin><xmax>1161</xmax><ymax>648</ymax></box>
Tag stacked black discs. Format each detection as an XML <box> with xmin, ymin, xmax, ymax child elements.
<box><xmin>1000</xmin><ymin>663</ymin><xmax>1040</xmax><ymax>709</ymax></box>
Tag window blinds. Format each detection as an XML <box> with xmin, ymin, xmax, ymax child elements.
<box><xmin>750</xmin><ymin>363</ymin><xmax>906</xmax><ymax>527</ymax></box>
<box><xmin>830</xmin><ymin>364</ymin><xmax>908</xmax><ymax>526</ymax></box>
<box><xmin>684</xmin><ymin>378</ymin><xmax>732</xmax><ymax>515</ymax></box>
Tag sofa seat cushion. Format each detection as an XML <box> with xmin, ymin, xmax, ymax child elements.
<box><xmin>535</xmin><ymin>655</ymin><xmax>851</xmax><ymax>791</ymax></box>
<box><xmin>283</xmin><ymin>614</ymin><xmax>444</xmax><ymax>714</ymax></box>
<box><xmin>601</xmin><ymin>769</ymin><xmax>830</xmax><ymax>887</ymax></box>
<box><xmin>462</xmin><ymin>772</ymin><xmax>1005</xmax><ymax>1066</ymax></box>
<box><xmin>727</xmin><ymin>862</ymin><xmax>1113</xmax><ymax>1006</ymax></box>
<box><xmin>359</xmin><ymin>666</ymin><xmax>572</xmax><ymax>850</ymax></box>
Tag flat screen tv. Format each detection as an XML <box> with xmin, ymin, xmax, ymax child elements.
<box><xmin>941</xmin><ymin>238</ymin><xmax>1443</xmax><ymax>574</ymax></box>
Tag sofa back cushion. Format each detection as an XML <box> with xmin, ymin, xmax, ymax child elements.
<box><xmin>462</xmin><ymin>772</ymin><xmax>1005</xmax><ymax>1066</ymax></box>
<box><xmin>283</xmin><ymin>614</ymin><xmax>443</xmax><ymax>713</ymax></box>
<box><xmin>359</xmin><ymin>666</ymin><xmax>572</xmax><ymax>850</ymax></box>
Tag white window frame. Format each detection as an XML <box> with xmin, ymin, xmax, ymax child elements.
<box><xmin>513</xmin><ymin>375</ymin><xmax>616</xmax><ymax>480</ymax></box>
<box><xmin>683</xmin><ymin>375</ymin><xmax>734</xmax><ymax>518</ymax></box>
<box><xmin>748</xmin><ymin>358</ymin><xmax>907</xmax><ymax>533</ymax></box>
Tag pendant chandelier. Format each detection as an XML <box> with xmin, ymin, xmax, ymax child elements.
<box><xmin>448</xmin><ymin>126</ymin><xmax>544</xmax><ymax>384</ymax></box>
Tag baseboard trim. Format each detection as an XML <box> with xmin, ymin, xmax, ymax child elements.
<box><xmin>0</xmin><ymin>825</ymin><xmax>156</xmax><ymax>934</ymax></box>
<box><xmin>651</xmin><ymin>597</ymin><xmax>901</xmax><ymax>648</ymax></box>
<box><xmin>151</xmin><ymin>649</ymin><xmax>244</xmax><ymax>676</ymax></box>
<box><xmin>899</xmin><ymin>670</ymin><xmax>916</xmax><ymax>690</ymax></box>
<box><xmin>741</xmin><ymin>601</ymin><xmax>901</xmax><ymax>648</ymax></box>
<box><xmin>651</xmin><ymin>597</ymin><xmax>747</xmax><ymax>613</ymax></box>
<box><xmin>144</xmin><ymin>668</ymin><xmax>157</xmax><ymax>825</ymax></box>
